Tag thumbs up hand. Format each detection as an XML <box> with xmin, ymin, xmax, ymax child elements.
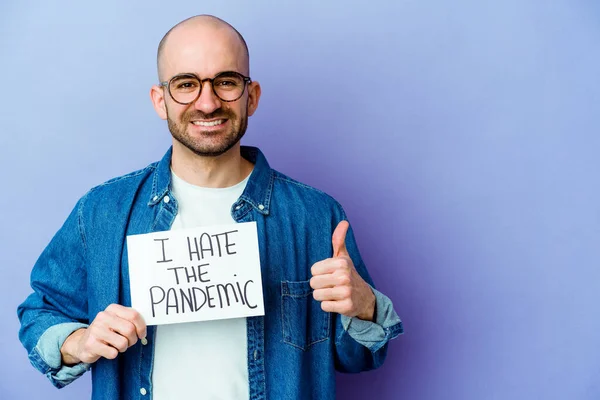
<box><xmin>310</xmin><ymin>221</ymin><xmax>376</xmax><ymax>322</ymax></box>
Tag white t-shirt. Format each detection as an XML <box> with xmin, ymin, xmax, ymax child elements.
<box><xmin>152</xmin><ymin>170</ymin><xmax>251</xmax><ymax>400</ymax></box>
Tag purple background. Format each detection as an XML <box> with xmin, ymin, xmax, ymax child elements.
<box><xmin>2</xmin><ymin>1</ymin><xmax>599</xmax><ymax>399</ymax></box>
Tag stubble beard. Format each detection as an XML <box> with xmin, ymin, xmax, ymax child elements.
<box><xmin>167</xmin><ymin>107</ymin><xmax>248</xmax><ymax>157</ymax></box>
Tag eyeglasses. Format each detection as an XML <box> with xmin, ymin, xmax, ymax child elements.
<box><xmin>160</xmin><ymin>71</ymin><xmax>252</xmax><ymax>104</ymax></box>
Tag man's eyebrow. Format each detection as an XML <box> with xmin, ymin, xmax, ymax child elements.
<box><xmin>217</xmin><ymin>70</ymin><xmax>243</xmax><ymax>75</ymax></box>
<box><xmin>170</xmin><ymin>72</ymin><xmax>199</xmax><ymax>79</ymax></box>
<box><xmin>170</xmin><ymin>71</ymin><xmax>243</xmax><ymax>79</ymax></box>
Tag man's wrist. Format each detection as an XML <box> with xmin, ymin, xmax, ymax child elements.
<box><xmin>356</xmin><ymin>289</ymin><xmax>376</xmax><ymax>322</ymax></box>
<box><xmin>60</xmin><ymin>328</ymin><xmax>85</xmax><ymax>366</ymax></box>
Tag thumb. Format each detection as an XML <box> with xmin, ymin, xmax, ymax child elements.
<box><xmin>332</xmin><ymin>220</ymin><xmax>350</xmax><ymax>257</ymax></box>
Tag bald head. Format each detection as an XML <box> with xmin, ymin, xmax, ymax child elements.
<box><xmin>157</xmin><ymin>15</ymin><xmax>249</xmax><ymax>82</ymax></box>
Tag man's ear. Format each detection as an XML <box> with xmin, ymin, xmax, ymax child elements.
<box><xmin>246</xmin><ymin>81</ymin><xmax>261</xmax><ymax>117</ymax></box>
<box><xmin>150</xmin><ymin>85</ymin><xmax>168</xmax><ymax>120</ymax></box>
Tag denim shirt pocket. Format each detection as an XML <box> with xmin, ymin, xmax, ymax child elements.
<box><xmin>281</xmin><ymin>280</ymin><xmax>330</xmax><ymax>351</ymax></box>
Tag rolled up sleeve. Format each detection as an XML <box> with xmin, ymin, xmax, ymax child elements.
<box><xmin>342</xmin><ymin>287</ymin><xmax>403</xmax><ymax>353</ymax></box>
<box><xmin>31</xmin><ymin>323</ymin><xmax>91</xmax><ymax>388</ymax></box>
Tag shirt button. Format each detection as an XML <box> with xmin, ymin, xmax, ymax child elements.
<box><xmin>140</xmin><ymin>388</ymin><xmax>147</xmax><ymax>396</ymax></box>
<box><xmin>254</xmin><ymin>350</ymin><xmax>258</xmax><ymax>360</ymax></box>
<box><xmin>153</xmin><ymin>195</ymin><xmax>158</xmax><ymax>202</ymax></box>
<box><xmin>258</xmin><ymin>204</ymin><xmax>265</xmax><ymax>210</ymax></box>
<box><xmin>235</xmin><ymin>204</ymin><xmax>242</xmax><ymax>210</ymax></box>
<box><xmin>141</xmin><ymin>338</ymin><xmax>148</xmax><ymax>346</ymax></box>
<box><xmin>163</xmin><ymin>196</ymin><xmax>170</xmax><ymax>204</ymax></box>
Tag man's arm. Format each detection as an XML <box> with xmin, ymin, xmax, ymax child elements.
<box><xmin>310</xmin><ymin>217</ymin><xmax>403</xmax><ymax>372</ymax></box>
<box><xmin>18</xmin><ymin>197</ymin><xmax>148</xmax><ymax>388</ymax></box>
<box><xmin>17</xmin><ymin>198</ymin><xmax>92</xmax><ymax>387</ymax></box>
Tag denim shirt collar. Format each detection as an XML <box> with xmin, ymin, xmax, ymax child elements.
<box><xmin>147</xmin><ymin>145</ymin><xmax>274</xmax><ymax>215</ymax></box>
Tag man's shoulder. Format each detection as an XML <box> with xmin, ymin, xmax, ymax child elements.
<box><xmin>271</xmin><ymin>169</ymin><xmax>327</xmax><ymax>195</ymax></box>
<box><xmin>270</xmin><ymin>169</ymin><xmax>345</xmax><ymax>213</ymax></box>
<box><xmin>81</xmin><ymin>161</ymin><xmax>159</xmax><ymax>205</ymax></box>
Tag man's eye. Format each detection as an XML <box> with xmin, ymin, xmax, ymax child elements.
<box><xmin>177</xmin><ymin>81</ymin><xmax>197</xmax><ymax>89</ymax></box>
<box><xmin>216</xmin><ymin>80</ymin><xmax>238</xmax><ymax>87</ymax></box>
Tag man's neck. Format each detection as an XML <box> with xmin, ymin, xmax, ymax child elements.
<box><xmin>170</xmin><ymin>142</ymin><xmax>253</xmax><ymax>188</ymax></box>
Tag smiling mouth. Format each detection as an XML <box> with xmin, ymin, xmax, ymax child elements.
<box><xmin>191</xmin><ymin>119</ymin><xmax>226</xmax><ymax>127</ymax></box>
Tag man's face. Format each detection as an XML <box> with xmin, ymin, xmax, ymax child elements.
<box><xmin>152</xmin><ymin>23</ymin><xmax>259</xmax><ymax>157</ymax></box>
<box><xmin>164</xmin><ymin>78</ymin><xmax>249</xmax><ymax>157</ymax></box>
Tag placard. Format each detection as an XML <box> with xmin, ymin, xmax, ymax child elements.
<box><xmin>127</xmin><ymin>222</ymin><xmax>264</xmax><ymax>325</ymax></box>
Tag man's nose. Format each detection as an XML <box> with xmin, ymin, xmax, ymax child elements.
<box><xmin>193</xmin><ymin>81</ymin><xmax>222</xmax><ymax>114</ymax></box>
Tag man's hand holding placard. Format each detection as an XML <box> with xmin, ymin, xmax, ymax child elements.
<box><xmin>61</xmin><ymin>304</ymin><xmax>146</xmax><ymax>365</ymax></box>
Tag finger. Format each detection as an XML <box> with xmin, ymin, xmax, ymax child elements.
<box><xmin>106</xmin><ymin>315</ymin><xmax>138</xmax><ymax>348</ymax></box>
<box><xmin>80</xmin><ymin>339</ymin><xmax>118</xmax><ymax>362</ymax></box>
<box><xmin>313</xmin><ymin>287</ymin><xmax>351</xmax><ymax>302</ymax></box>
<box><xmin>332</xmin><ymin>221</ymin><xmax>349</xmax><ymax>257</ymax></box>
<box><xmin>106</xmin><ymin>304</ymin><xmax>147</xmax><ymax>339</ymax></box>
<box><xmin>103</xmin><ymin>330</ymin><xmax>130</xmax><ymax>353</ymax></box>
<box><xmin>87</xmin><ymin>340</ymin><xmax>120</xmax><ymax>360</ymax></box>
<box><xmin>94</xmin><ymin>311</ymin><xmax>137</xmax><ymax>346</ymax></box>
<box><xmin>90</xmin><ymin>325</ymin><xmax>130</xmax><ymax>353</ymax></box>
<box><xmin>311</xmin><ymin>258</ymin><xmax>348</xmax><ymax>276</ymax></box>
<box><xmin>310</xmin><ymin>274</ymin><xmax>337</xmax><ymax>290</ymax></box>
<box><xmin>97</xmin><ymin>345</ymin><xmax>120</xmax><ymax>360</ymax></box>
<box><xmin>320</xmin><ymin>299</ymin><xmax>352</xmax><ymax>315</ymax></box>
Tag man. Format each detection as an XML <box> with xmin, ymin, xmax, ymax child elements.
<box><xmin>18</xmin><ymin>15</ymin><xmax>402</xmax><ymax>400</ymax></box>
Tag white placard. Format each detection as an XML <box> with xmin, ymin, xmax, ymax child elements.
<box><xmin>126</xmin><ymin>222</ymin><xmax>264</xmax><ymax>325</ymax></box>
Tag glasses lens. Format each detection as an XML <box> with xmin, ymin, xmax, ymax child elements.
<box><xmin>169</xmin><ymin>75</ymin><xmax>200</xmax><ymax>104</ymax></box>
<box><xmin>213</xmin><ymin>72</ymin><xmax>245</xmax><ymax>101</ymax></box>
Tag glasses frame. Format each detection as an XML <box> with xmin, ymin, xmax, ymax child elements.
<box><xmin>159</xmin><ymin>71</ymin><xmax>252</xmax><ymax>105</ymax></box>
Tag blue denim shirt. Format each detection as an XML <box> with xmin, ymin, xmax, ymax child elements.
<box><xmin>18</xmin><ymin>146</ymin><xmax>403</xmax><ymax>400</ymax></box>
